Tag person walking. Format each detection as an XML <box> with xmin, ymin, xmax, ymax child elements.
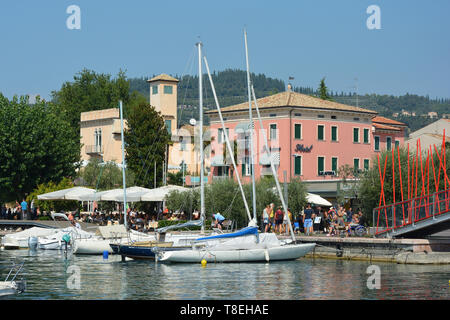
<box><xmin>303</xmin><ymin>203</ymin><xmax>314</xmax><ymax>236</ymax></box>
<box><xmin>20</xmin><ymin>199</ymin><xmax>28</xmax><ymax>220</ymax></box>
<box><xmin>262</xmin><ymin>204</ymin><xmax>271</xmax><ymax>233</ymax></box>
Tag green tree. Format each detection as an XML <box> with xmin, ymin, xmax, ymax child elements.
<box><xmin>51</xmin><ymin>69</ymin><xmax>133</xmax><ymax>136</ymax></box>
<box><xmin>318</xmin><ymin>77</ymin><xmax>332</xmax><ymax>101</ymax></box>
<box><xmin>124</xmin><ymin>100</ymin><xmax>170</xmax><ymax>188</ymax></box>
<box><xmin>0</xmin><ymin>94</ymin><xmax>80</xmax><ymax>202</ymax></box>
<box><xmin>78</xmin><ymin>158</ymin><xmax>135</xmax><ymax>190</ymax></box>
<box><xmin>27</xmin><ymin>178</ymin><xmax>78</xmax><ymax>213</ymax></box>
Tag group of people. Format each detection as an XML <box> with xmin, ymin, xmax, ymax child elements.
<box><xmin>0</xmin><ymin>199</ymin><xmax>39</xmax><ymax>221</ymax></box>
<box><xmin>259</xmin><ymin>202</ymin><xmax>367</xmax><ymax>237</ymax></box>
<box><xmin>298</xmin><ymin>205</ymin><xmax>367</xmax><ymax>237</ymax></box>
<box><xmin>262</xmin><ymin>203</ymin><xmax>293</xmax><ymax>234</ymax></box>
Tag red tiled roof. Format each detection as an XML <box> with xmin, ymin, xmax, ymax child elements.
<box><xmin>372</xmin><ymin>116</ymin><xmax>407</xmax><ymax>126</ymax></box>
<box><xmin>373</xmin><ymin>123</ymin><xmax>401</xmax><ymax>131</ymax></box>
<box><xmin>206</xmin><ymin>91</ymin><xmax>377</xmax><ymax>115</ymax></box>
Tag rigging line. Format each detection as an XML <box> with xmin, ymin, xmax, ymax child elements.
<box><xmin>178</xmin><ymin>46</ymin><xmax>196</xmax><ymax>129</ymax></box>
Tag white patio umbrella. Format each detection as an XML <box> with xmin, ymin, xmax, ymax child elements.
<box><xmin>100</xmin><ymin>186</ymin><xmax>151</xmax><ymax>201</ymax></box>
<box><xmin>37</xmin><ymin>187</ymin><xmax>96</xmax><ymax>201</ymax></box>
<box><xmin>140</xmin><ymin>185</ymin><xmax>189</xmax><ymax>202</ymax></box>
<box><xmin>306</xmin><ymin>193</ymin><xmax>332</xmax><ymax>207</ymax></box>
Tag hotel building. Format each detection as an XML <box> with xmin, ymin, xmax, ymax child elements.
<box><xmin>206</xmin><ymin>89</ymin><xmax>406</xmax><ymax>198</ymax></box>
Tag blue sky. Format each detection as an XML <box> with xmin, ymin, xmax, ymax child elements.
<box><xmin>0</xmin><ymin>0</ymin><xmax>449</xmax><ymax>100</ymax></box>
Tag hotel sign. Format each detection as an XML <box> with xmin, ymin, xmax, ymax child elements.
<box><xmin>295</xmin><ymin>144</ymin><xmax>313</xmax><ymax>153</ymax></box>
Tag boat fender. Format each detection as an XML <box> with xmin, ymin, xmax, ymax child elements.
<box><xmin>264</xmin><ymin>249</ymin><xmax>270</xmax><ymax>262</ymax></box>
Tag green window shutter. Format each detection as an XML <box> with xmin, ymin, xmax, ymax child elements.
<box><xmin>364</xmin><ymin>159</ymin><xmax>369</xmax><ymax>171</ymax></box>
<box><xmin>242</xmin><ymin>162</ymin><xmax>246</xmax><ymax>176</ymax></box>
<box><xmin>375</xmin><ymin>136</ymin><xmax>380</xmax><ymax>151</ymax></box>
<box><xmin>387</xmin><ymin>137</ymin><xmax>392</xmax><ymax>150</ymax></box>
<box><xmin>332</xmin><ymin>157</ymin><xmax>338</xmax><ymax>172</ymax></box>
<box><xmin>294</xmin><ymin>156</ymin><xmax>301</xmax><ymax>175</ymax></box>
<box><xmin>318</xmin><ymin>126</ymin><xmax>324</xmax><ymax>140</ymax></box>
<box><xmin>395</xmin><ymin>140</ymin><xmax>400</xmax><ymax>148</ymax></box>
<box><xmin>294</xmin><ymin>124</ymin><xmax>301</xmax><ymax>139</ymax></box>
<box><xmin>331</xmin><ymin>126</ymin><xmax>337</xmax><ymax>141</ymax></box>
<box><xmin>364</xmin><ymin>128</ymin><xmax>369</xmax><ymax>143</ymax></box>
<box><xmin>152</xmin><ymin>85</ymin><xmax>158</xmax><ymax>95</ymax></box>
<box><xmin>353</xmin><ymin>128</ymin><xmax>359</xmax><ymax>143</ymax></box>
<box><xmin>318</xmin><ymin>157</ymin><xmax>324</xmax><ymax>175</ymax></box>
<box><xmin>354</xmin><ymin>158</ymin><xmax>360</xmax><ymax>171</ymax></box>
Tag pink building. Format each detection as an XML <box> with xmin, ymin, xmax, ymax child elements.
<box><xmin>206</xmin><ymin>90</ymin><xmax>406</xmax><ymax>198</ymax></box>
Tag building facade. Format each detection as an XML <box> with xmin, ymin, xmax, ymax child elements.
<box><xmin>206</xmin><ymin>90</ymin><xmax>406</xmax><ymax>198</ymax></box>
<box><xmin>80</xmin><ymin>108</ymin><xmax>126</xmax><ymax>164</ymax></box>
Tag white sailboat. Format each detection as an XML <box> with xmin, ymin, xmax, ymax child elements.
<box><xmin>156</xmin><ymin>34</ymin><xmax>315</xmax><ymax>263</ymax></box>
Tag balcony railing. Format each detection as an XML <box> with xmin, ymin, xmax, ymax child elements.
<box><xmin>85</xmin><ymin>145</ymin><xmax>103</xmax><ymax>154</ymax></box>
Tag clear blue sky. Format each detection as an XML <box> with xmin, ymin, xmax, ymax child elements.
<box><xmin>0</xmin><ymin>0</ymin><xmax>449</xmax><ymax>100</ymax></box>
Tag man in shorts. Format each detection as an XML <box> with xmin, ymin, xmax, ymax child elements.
<box><xmin>213</xmin><ymin>212</ymin><xmax>226</xmax><ymax>230</ymax></box>
<box><xmin>303</xmin><ymin>203</ymin><xmax>314</xmax><ymax>235</ymax></box>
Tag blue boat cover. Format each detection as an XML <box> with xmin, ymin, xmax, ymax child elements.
<box><xmin>195</xmin><ymin>226</ymin><xmax>259</xmax><ymax>241</ymax></box>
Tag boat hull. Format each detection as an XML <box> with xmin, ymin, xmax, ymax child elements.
<box><xmin>73</xmin><ymin>239</ymin><xmax>115</xmax><ymax>255</ymax></box>
<box><xmin>112</xmin><ymin>243</ymin><xmax>188</xmax><ymax>260</ymax></box>
<box><xmin>157</xmin><ymin>243</ymin><xmax>316</xmax><ymax>263</ymax></box>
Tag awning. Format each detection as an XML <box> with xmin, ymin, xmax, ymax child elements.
<box><xmin>306</xmin><ymin>193</ymin><xmax>332</xmax><ymax>207</ymax></box>
<box><xmin>37</xmin><ymin>187</ymin><xmax>96</xmax><ymax>201</ymax></box>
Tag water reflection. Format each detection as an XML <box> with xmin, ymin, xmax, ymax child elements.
<box><xmin>1</xmin><ymin>249</ymin><xmax>449</xmax><ymax>300</ymax></box>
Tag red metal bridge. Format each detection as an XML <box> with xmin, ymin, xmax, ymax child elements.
<box><xmin>373</xmin><ymin>188</ymin><xmax>450</xmax><ymax>238</ymax></box>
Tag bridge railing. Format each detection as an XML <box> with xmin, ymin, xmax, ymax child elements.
<box><xmin>373</xmin><ymin>188</ymin><xmax>450</xmax><ymax>236</ymax></box>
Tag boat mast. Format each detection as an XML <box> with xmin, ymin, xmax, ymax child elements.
<box><xmin>244</xmin><ymin>29</ymin><xmax>257</xmax><ymax>225</ymax></box>
<box><xmin>203</xmin><ymin>55</ymin><xmax>253</xmax><ymax>223</ymax></box>
<box><xmin>119</xmin><ymin>100</ymin><xmax>128</xmax><ymax>230</ymax></box>
<box><xmin>251</xmin><ymin>85</ymin><xmax>296</xmax><ymax>241</ymax></box>
<box><xmin>197</xmin><ymin>41</ymin><xmax>206</xmax><ymax>233</ymax></box>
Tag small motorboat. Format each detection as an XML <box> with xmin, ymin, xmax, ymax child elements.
<box><xmin>0</xmin><ymin>262</ymin><xmax>26</xmax><ymax>297</ymax></box>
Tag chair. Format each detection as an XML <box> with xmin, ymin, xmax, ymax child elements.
<box><xmin>221</xmin><ymin>219</ymin><xmax>234</xmax><ymax>232</ymax></box>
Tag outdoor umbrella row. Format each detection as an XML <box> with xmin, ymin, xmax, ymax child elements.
<box><xmin>37</xmin><ymin>185</ymin><xmax>190</xmax><ymax>202</ymax></box>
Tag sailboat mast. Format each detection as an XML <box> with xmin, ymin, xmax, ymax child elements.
<box><xmin>119</xmin><ymin>100</ymin><xmax>128</xmax><ymax>230</ymax></box>
<box><xmin>251</xmin><ymin>85</ymin><xmax>296</xmax><ymax>241</ymax></box>
<box><xmin>203</xmin><ymin>56</ymin><xmax>253</xmax><ymax>223</ymax></box>
<box><xmin>197</xmin><ymin>41</ymin><xmax>206</xmax><ymax>233</ymax></box>
<box><xmin>244</xmin><ymin>29</ymin><xmax>257</xmax><ymax>224</ymax></box>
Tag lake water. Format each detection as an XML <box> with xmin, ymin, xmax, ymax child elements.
<box><xmin>0</xmin><ymin>248</ymin><xmax>449</xmax><ymax>300</ymax></box>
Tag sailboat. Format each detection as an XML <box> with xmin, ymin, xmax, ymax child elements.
<box><xmin>155</xmin><ymin>33</ymin><xmax>315</xmax><ymax>263</ymax></box>
<box><xmin>109</xmin><ymin>45</ymin><xmax>216</xmax><ymax>260</ymax></box>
